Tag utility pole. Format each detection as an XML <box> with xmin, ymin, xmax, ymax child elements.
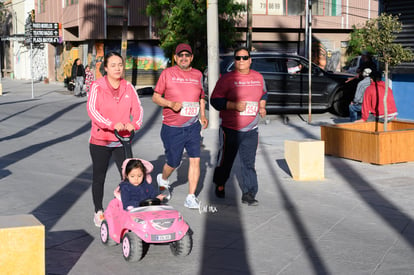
<box><xmin>0</xmin><ymin>39</ymin><xmax>2</xmax><ymax>96</ymax></box>
<box><xmin>304</xmin><ymin>1</ymin><xmax>309</xmax><ymax>58</ymax></box>
<box><xmin>207</xmin><ymin>0</ymin><xmax>219</xmax><ymax>129</ymax></box>
<box><xmin>307</xmin><ymin>0</ymin><xmax>312</xmax><ymax>123</ymax></box>
<box><xmin>246</xmin><ymin>0</ymin><xmax>252</xmax><ymax>50</ymax></box>
<box><xmin>121</xmin><ymin>0</ymin><xmax>129</xmax><ymax>61</ymax></box>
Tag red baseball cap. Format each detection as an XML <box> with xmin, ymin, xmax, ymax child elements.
<box><xmin>175</xmin><ymin>43</ymin><xmax>192</xmax><ymax>55</ymax></box>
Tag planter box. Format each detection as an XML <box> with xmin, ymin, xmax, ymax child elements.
<box><xmin>320</xmin><ymin>120</ymin><xmax>414</xmax><ymax>165</ymax></box>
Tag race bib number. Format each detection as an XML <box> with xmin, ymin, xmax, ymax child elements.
<box><xmin>180</xmin><ymin>102</ymin><xmax>200</xmax><ymax>117</ymax></box>
<box><xmin>240</xmin><ymin>101</ymin><xmax>258</xmax><ymax>116</ymax></box>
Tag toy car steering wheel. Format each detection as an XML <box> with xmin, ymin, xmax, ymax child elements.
<box><xmin>139</xmin><ymin>198</ymin><xmax>162</xmax><ymax>206</ymax></box>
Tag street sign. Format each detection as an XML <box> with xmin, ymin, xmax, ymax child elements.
<box><xmin>25</xmin><ymin>22</ymin><xmax>62</xmax><ymax>44</ymax></box>
<box><xmin>31</xmin><ymin>37</ymin><xmax>61</xmax><ymax>43</ymax></box>
<box><xmin>0</xmin><ymin>36</ymin><xmax>26</xmax><ymax>41</ymax></box>
<box><xmin>32</xmin><ymin>22</ymin><xmax>60</xmax><ymax>30</ymax></box>
<box><xmin>32</xmin><ymin>30</ymin><xmax>60</xmax><ymax>37</ymax></box>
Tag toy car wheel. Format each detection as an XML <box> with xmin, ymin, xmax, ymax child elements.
<box><xmin>170</xmin><ymin>232</ymin><xmax>192</xmax><ymax>256</ymax></box>
<box><xmin>100</xmin><ymin>220</ymin><xmax>117</xmax><ymax>246</ymax></box>
<box><xmin>122</xmin><ymin>232</ymin><xmax>143</xmax><ymax>262</ymax></box>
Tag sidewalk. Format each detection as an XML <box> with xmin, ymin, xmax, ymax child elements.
<box><xmin>1</xmin><ymin>78</ymin><xmax>414</xmax><ymax>275</ymax></box>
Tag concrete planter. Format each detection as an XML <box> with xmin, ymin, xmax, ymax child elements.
<box><xmin>320</xmin><ymin>120</ymin><xmax>414</xmax><ymax>165</ymax></box>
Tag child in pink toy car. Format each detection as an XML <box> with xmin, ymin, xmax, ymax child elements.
<box><xmin>101</xmin><ymin>158</ymin><xmax>193</xmax><ymax>262</ymax></box>
<box><xmin>119</xmin><ymin>158</ymin><xmax>166</xmax><ymax>210</ymax></box>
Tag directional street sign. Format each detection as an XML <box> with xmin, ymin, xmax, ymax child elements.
<box><xmin>32</xmin><ymin>29</ymin><xmax>59</xmax><ymax>37</ymax></box>
<box><xmin>32</xmin><ymin>37</ymin><xmax>61</xmax><ymax>43</ymax></box>
<box><xmin>25</xmin><ymin>22</ymin><xmax>62</xmax><ymax>44</ymax></box>
<box><xmin>32</xmin><ymin>22</ymin><xmax>60</xmax><ymax>30</ymax></box>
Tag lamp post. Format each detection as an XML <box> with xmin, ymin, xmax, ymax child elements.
<box><xmin>121</xmin><ymin>0</ymin><xmax>129</xmax><ymax>61</ymax></box>
<box><xmin>307</xmin><ymin>0</ymin><xmax>312</xmax><ymax>123</ymax></box>
<box><xmin>246</xmin><ymin>0</ymin><xmax>252</xmax><ymax>50</ymax></box>
<box><xmin>207</xmin><ymin>0</ymin><xmax>219</xmax><ymax>129</ymax></box>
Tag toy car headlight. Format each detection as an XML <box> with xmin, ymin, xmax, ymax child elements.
<box><xmin>134</xmin><ymin>217</ymin><xmax>146</xmax><ymax>224</ymax></box>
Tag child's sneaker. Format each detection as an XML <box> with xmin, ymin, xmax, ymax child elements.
<box><xmin>157</xmin><ymin>174</ymin><xmax>171</xmax><ymax>200</ymax></box>
<box><xmin>184</xmin><ymin>194</ymin><xmax>200</xmax><ymax>209</ymax></box>
<box><xmin>94</xmin><ymin>210</ymin><xmax>104</xmax><ymax>227</ymax></box>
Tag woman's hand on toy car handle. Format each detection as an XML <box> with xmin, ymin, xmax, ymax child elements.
<box><xmin>114</xmin><ymin>128</ymin><xmax>135</xmax><ymax>142</ymax></box>
<box><xmin>114</xmin><ymin>122</ymin><xmax>135</xmax><ymax>133</ymax></box>
<box><xmin>124</xmin><ymin>122</ymin><xmax>135</xmax><ymax>133</ymax></box>
<box><xmin>114</xmin><ymin>122</ymin><xmax>126</xmax><ymax>132</ymax></box>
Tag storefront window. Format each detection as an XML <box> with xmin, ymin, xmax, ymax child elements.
<box><xmin>239</xmin><ymin>0</ymin><xmax>341</xmax><ymax>16</ymax></box>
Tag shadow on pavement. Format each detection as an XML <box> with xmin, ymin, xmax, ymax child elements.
<box><xmin>286</xmin><ymin>121</ymin><xmax>414</xmax><ymax>249</ymax></box>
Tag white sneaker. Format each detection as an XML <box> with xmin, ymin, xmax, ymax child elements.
<box><xmin>94</xmin><ymin>210</ymin><xmax>104</xmax><ymax>227</ymax></box>
<box><xmin>157</xmin><ymin>174</ymin><xmax>170</xmax><ymax>189</ymax></box>
<box><xmin>157</xmin><ymin>174</ymin><xmax>171</xmax><ymax>200</ymax></box>
<box><xmin>184</xmin><ymin>194</ymin><xmax>200</xmax><ymax>209</ymax></box>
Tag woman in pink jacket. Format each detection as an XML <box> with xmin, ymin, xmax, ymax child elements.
<box><xmin>87</xmin><ymin>52</ymin><xmax>143</xmax><ymax>227</ymax></box>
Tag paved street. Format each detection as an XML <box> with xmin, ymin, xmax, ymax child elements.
<box><xmin>1</xmin><ymin>78</ymin><xmax>414</xmax><ymax>275</ymax></box>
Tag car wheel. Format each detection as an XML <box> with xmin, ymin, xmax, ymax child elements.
<box><xmin>122</xmin><ymin>232</ymin><xmax>143</xmax><ymax>262</ymax></box>
<box><xmin>331</xmin><ymin>89</ymin><xmax>349</xmax><ymax>117</ymax></box>
<box><xmin>170</xmin><ymin>232</ymin><xmax>192</xmax><ymax>256</ymax></box>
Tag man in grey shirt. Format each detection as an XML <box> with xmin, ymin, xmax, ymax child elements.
<box><xmin>349</xmin><ymin>68</ymin><xmax>372</xmax><ymax>122</ymax></box>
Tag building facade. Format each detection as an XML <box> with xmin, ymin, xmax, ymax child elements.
<box><xmin>33</xmin><ymin>0</ymin><xmax>167</xmax><ymax>87</ymax></box>
<box><xmin>3</xmin><ymin>0</ymin><xmax>378</xmax><ymax>87</ymax></box>
<box><xmin>379</xmin><ymin>0</ymin><xmax>414</xmax><ymax>120</ymax></box>
<box><xmin>240</xmin><ymin>0</ymin><xmax>379</xmax><ymax>72</ymax></box>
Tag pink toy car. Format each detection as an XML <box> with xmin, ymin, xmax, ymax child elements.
<box><xmin>100</xmin><ymin>197</ymin><xmax>193</xmax><ymax>262</ymax></box>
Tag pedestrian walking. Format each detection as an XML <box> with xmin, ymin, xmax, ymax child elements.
<box><xmin>71</xmin><ymin>58</ymin><xmax>86</xmax><ymax>97</ymax></box>
<box><xmin>84</xmin><ymin>65</ymin><xmax>95</xmax><ymax>96</ymax></box>
<box><xmin>87</xmin><ymin>51</ymin><xmax>144</xmax><ymax>226</ymax></box>
<box><xmin>210</xmin><ymin>46</ymin><xmax>267</xmax><ymax>206</ymax></box>
<box><xmin>152</xmin><ymin>43</ymin><xmax>208</xmax><ymax>209</ymax></box>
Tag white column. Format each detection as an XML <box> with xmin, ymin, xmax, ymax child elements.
<box><xmin>207</xmin><ymin>0</ymin><xmax>220</xmax><ymax>129</ymax></box>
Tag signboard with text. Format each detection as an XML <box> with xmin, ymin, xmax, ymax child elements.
<box><xmin>25</xmin><ymin>22</ymin><xmax>62</xmax><ymax>44</ymax></box>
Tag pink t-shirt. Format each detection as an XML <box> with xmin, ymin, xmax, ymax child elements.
<box><xmin>154</xmin><ymin>66</ymin><xmax>205</xmax><ymax>127</ymax></box>
<box><xmin>211</xmin><ymin>70</ymin><xmax>266</xmax><ymax>131</ymax></box>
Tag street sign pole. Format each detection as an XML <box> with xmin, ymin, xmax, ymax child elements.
<box><xmin>0</xmin><ymin>43</ymin><xmax>2</xmax><ymax>96</ymax></box>
<box><xmin>31</xmin><ymin>41</ymin><xmax>34</xmax><ymax>99</ymax></box>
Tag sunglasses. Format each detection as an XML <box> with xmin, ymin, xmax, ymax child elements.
<box><xmin>235</xmin><ymin>55</ymin><xmax>250</xmax><ymax>61</ymax></box>
<box><xmin>178</xmin><ymin>53</ymin><xmax>192</xmax><ymax>58</ymax></box>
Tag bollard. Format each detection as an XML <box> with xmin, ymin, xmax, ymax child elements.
<box><xmin>0</xmin><ymin>214</ymin><xmax>45</xmax><ymax>274</ymax></box>
<box><xmin>284</xmin><ymin>139</ymin><xmax>325</xmax><ymax>181</ymax></box>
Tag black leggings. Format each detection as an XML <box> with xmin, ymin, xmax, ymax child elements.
<box><xmin>89</xmin><ymin>143</ymin><xmax>125</xmax><ymax>212</ymax></box>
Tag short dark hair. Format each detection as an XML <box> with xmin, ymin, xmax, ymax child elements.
<box><xmin>234</xmin><ymin>46</ymin><xmax>250</xmax><ymax>58</ymax></box>
<box><xmin>104</xmin><ymin>51</ymin><xmax>123</xmax><ymax>68</ymax></box>
<box><xmin>125</xmin><ymin>159</ymin><xmax>147</xmax><ymax>179</ymax></box>
<box><xmin>370</xmin><ymin>70</ymin><xmax>382</xmax><ymax>82</ymax></box>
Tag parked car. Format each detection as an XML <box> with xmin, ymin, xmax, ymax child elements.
<box><xmin>342</xmin><ymin>55</ymin><xmax>379</xmax><ymax>75</ymax></box>
<box><xmin>204</xmin><ymin>53</ymin><xmax>358</xmax><ymax>117</ymax></box>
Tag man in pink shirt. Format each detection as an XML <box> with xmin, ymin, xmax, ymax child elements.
<box><xmin>211</xmin><ymin>46</ymin><xmax>267</xmax><ymax>206</ymax></box>
<box><xmin>152</xmin><ymin>43</ymin><xmax>208</xmax><ymax>209</ymax></box>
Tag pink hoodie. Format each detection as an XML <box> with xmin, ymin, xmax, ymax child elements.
<box><xmin>87</xmin><ymin>76</ymin><xmax>143</xmax><ymax>144</ymax></box>
<box><xmin>361</xmin><ymin>80</ymin><xmax>398</xmax><ymax>121</ymax></box>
